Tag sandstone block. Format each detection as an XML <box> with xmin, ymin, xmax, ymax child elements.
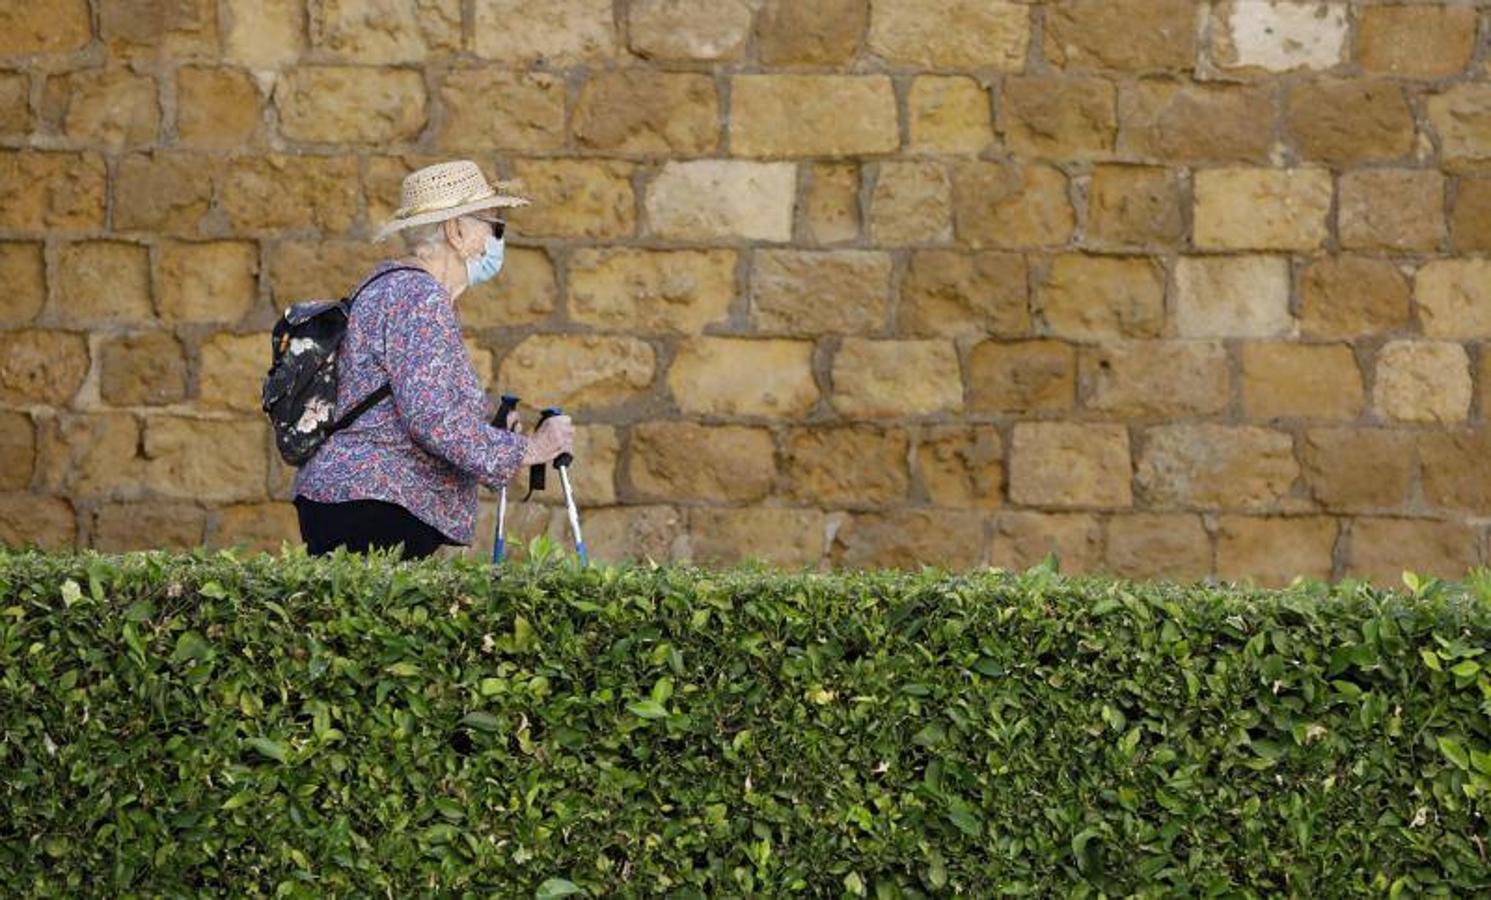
<box><xmin>0</xmin><ymin>332</ymin><xmax>89</xmax><ymax>406</ymax></box>
<box><xmin>1418</xmin><ymin>428</ymin><xmax>1491</xmax><ymax>514</ymax></box>
<box><xmin>1241</xmin><ymin>342</ymin><xmax>1362</xmax><ymax>420</ymax></box>
<box><xmin>1079</xmin><ymin>341</ymin><xmax>1229</xmax><ymax>418</ymax></box>
<box><xmin>211</xmin><ymin>502</ymin><xmax>301</xmax><ymax>554</ymax></box>
<box><xmin>628</xmin><ymin>422</ymin><xmax>776</xmax><ymax>503</ymax></box>
<box><xmin>574</xmin><ymin>71</ymin><xmax>718</xmax><ymax>156</ymax></box>
<box><xmin>267</xmin><ymin>240</ymin><xmax>385</xmax><ymax>306</ymax></box>
<box><xmin>803</xmin><ymin>163</ymin><xmax>860</xmax><ymax>244</ymax></box>
<box><xmin>1373</xmin><ymin>340</ymin><xmax>1471</xmax><ymax>424</ymax></box>
<box><xmin>0</xmin><ymin>411</ymin><xmax>34</xmax><ymax>490</ymax></box>
<box><xmin>1135</xmin><ymin>424</ymin><xmax>1298</xmax><ymax>511</ymax></box>
<box><xmin>1427</xmin><ymin>85</ymin><xmax>1491</xmax><ymax>165</ymax></box>
<box><xmin>990</xmin><ymin>511</ymin><xmax>1103</xmax><ymax>573</ymax></box>
<box><xmin>1299</xmin><ymin>256</ymin><xmax>1410</xmax><ymax>339</ymax></box>
<box><xmin>99</xmin><ymin>0</ymin><xmax>218</xmax><ymax>60</ymax></box>
<box><xmin>1211</xmin><ymin>0</ymin><xmax>1347</xmax><ymax>73</ymax></box>
<box><xmin>869</xmin><ymin>161</ymin><xmax>951</xmax><ymax>246</ymax></box>
<box><xmin>198</xmin><ymin>333</ymin><xmax>264</xmax><ymax>412</ymax></box>
<box><xmin>1452</xmin><ymin>178</ymin><xmax>1491</xmax><ymax>252</ymax></box>
<box><xmin>867</xmin><ymin>0</ymin><xmax>1029</xmax><ymax>69</ymax></box>
<box><xmin>1087</xmin><ymin>165</ymin><xmax>1184</xmax><ymax>247</ymax></box>
<box><xmin>0</xmin><ymin>242</ymin><xmax>44</xmax><ymax>325</ymax></box>
<box><xmin>900</xmin><ymin>250</ymin><xmax>1029</xmax><ymax>338</ymax></box>
<box><xmin>907</xmin><ymin>76</ymin><xmax>992</xmax><ymax>155</ymax></box>
<box><xmin>916</xmin><ymin>425</ymin><xmax>1002</xmax><ymax>509</ymax></box>
<box><xmin>223</xmin><ymin>0</ymin><xmax>304</xmax><ymax>69</ymax></box>
<box><xmin>439</xmin><ymin>69</ymin><xmax>565</xmax><ymax>152</ymax></box>
<box><xmin>783</xmin><ymin>426</ymin><xmax>909</xmax><ymax>507</ymax></box>
<box><xmin>756</xmin><ymin>0</ymin><xmax>865</xmax><ymax>66</ymax></box>
<box><xmin>668</xmin><ymin>338</ymin><xmax>819</xmax><ymax>418</ymax></box>
<box><xmin>1415</xmin><ymin>259</ymin><xmax>1491</xmax><ymax>339</ymax></box>
<box><xmin>1339</xmin><ymin>170</ymin><xmax>1445</xmax><ymax>252</ymax></box>
<box><xmin>510</xmin><ymin>159</ymin><xmax>634</xmax><ymax>240</ymax></box>
<box><xmin>732</xmin><ymin>75</ymin><xmax>898</xmax><ymax>158</ymax></box>
<box><xmin>1039</xmin><ymin>254</ymin><xmax>1165</xmax><ymax>340</ymax></box>
<box><xmin>1347</xmin><ymin>518</ymin><xmax>1478</xmax><ymax>587</ymax></box>
<box><xmin>571</xmin><ymin>425</ymin><xmax>620</xmax><ymax>506</ymax></box>
<box><xmin>56</xmin><ymin>241</ymin><xmax>154</xmax><ymax>327</ymax></box>
<box><xmin>44</xmin><ymin>69</ymin><xmax>158</xmax><ymax>148</ymax></box>
<box><xmin>37</xmin><ymin>413</ymin><xmax>143</xmax><ymax>499</ymax></box>
<box><xmin>1216</xmin><ymin>516</ymin><xmax>1337</xmax><ymax>586</ymax></box>
<box><xmin>967</xmin><ymin>340</ymin><xmax>1075</xmax><ymax>414</ymax></box>
<box><xmin>1300</xmin><ymin>427</ymin><xmax>1415</xmax><ymax>512</ymax></box>
<box><xmin>0</xmin><ymin>73</ymin><xmax>30</xmax><ymax>137</ymax></box>
<box><xmin>1001</xmin><ymin>76</ymin><xmax>1117</xmax><ymax>159</ymax></box>
<box><xmin>474</xmin><ymin>0</ymin><xmax>614</xmax><ymax>63</ymax></box>
<box><xmin>752</xmin><ymin>249</ymin><xmax>891</xmax><ymax>335</ymax></box>
<box><xmin>114</xmin><ymin>153</ymin><xmax>211</xmax><ymax>233</ymax></box>
<box><xmin>221</xmin><ymin>155</ymin><xmax>358</xmax><ymax>234</ymax></box>
<box><xmin>629</xmin><ymin>0</ymin><xmax>752</xmax><ymax>61</ymax></box>
<box><xmin>574</xmin><ymin>505</ymin><xmax>686</xmax><ymax>564</ymax></box>
<box><xmin>0</xmin><ymin>0</ymin><xmax>91</xmax><ymax>56</ymax></box>
<box><xmin>1358</xmin><ymin>5</ymin><xmax>1477</xmax><ymax>79</ymax></box>
<box><xmin>830</xmin><ymin>338</ymin><xmax>962</xmax><ymax>418</ymax></box>
<box><xmin>1104</xmin><ymin>513</ymin><xmax>1211</xmax><ymax>582</ymax></box>
<box><xmin>100</xmin><ymin>333</ymin><xmax>188</xmax><ymax>407</ymax></box>
<box><xmin>459</xmin><ymin>247</ymin><xmax>557</xmax><ymax>328</ymax></box>
<box><xmin>1175</xmin><ymin>255</ymin><xmax>1293</xmax><ymax>338</ymax></box>
<box><xmin>1285</xmin><ymin>80</ymin><xmax>1415</xmax><ymax>165</ymax></box>
<box><xmin>0</xmin><ymin>151</ymin><xmax>106</xmax><ymax>231</ymax></box>
<box><xmin>686</xmin><ymin>507</ymin><xmax>828</xmax><ymax>569</ymax></box>
<box><xmin>142</xmin><ymin>416</ymin><xmax>268</xmax><ymax>502</ymax></box>
<box><xmin>275</xmin><ymin>66</ymin><xmax>425</xmax><ymax>144</ymax></box>
<box><xmin>646</xmin><ymin>160</ymin><xmax>796</xmax><ymax>242</ymax></box>
<box><xmin>0</xmin><ymin>494</ymin><xmax>75</xmax><ymax>550</ymax></box>
<box><xmin>1194</xmin><ymin>167</ymin><xmax>1332</xmax><ymax>251</ymax></box>
<box><xmin>1118</xmin><ymin>82</ymin><xmax>1274</xmax><ymax>162</ymax></box>
<box><xmin>93</xmin><ymin>502</ymin><xmax>205</xmax><ymax>551</ymax></box>
<box><xmin>499</xmin><ymin>335</ymin><xmax>656</xmax><ymax>411</ymax></box>
<box><xmin>1009</xmin><ymin>422</ymin><xmax>1131</xmax><ymax>509</ymax></box>
<box><xmin>952</xmin><ymin>161</ymin><xmax>1074</xmax><ymax>249</ymax></box>
<box><xmin>157</xmin><ymin>241</ymin><xmax>259</xmax><ymax>324</ymax></box>
<box><xmin>177</xmin><ymin>67</ymin><xmax>261</xmax><ymax>149</ymax></box>
<box><xmin>569</xmin><ymin>248</ymin><xmax>735</xmax><ymax>334</ymax></box>
<box><xmin>829</xmin><ymin>510</ymin><xmax>986</xmax><ymax>571</ymax></box>
<box><xmin>311</xmin><ymin>0</ymin><xmax>460</xmax><ymax>63</ymax></box>
<box><xmin>1042</xmin><ymin>0</ymin><xmax>1196</xmax><ymax>71</ymax></box>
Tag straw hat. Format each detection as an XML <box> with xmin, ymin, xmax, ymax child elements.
<box><xmin>372</xmin><ymin>160</ymin><xmax>530</xmax><ymax>242</ymax></box>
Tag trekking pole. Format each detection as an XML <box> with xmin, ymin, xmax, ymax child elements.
<box><xmin>535</xmin><ymin>406</ymin><xmax>587</xmax><ymax>566</ymax></box>
<box><xmin>491</xmin><ymin>393</ymin><xmax>520</xmax><ymax>564</ymax></box>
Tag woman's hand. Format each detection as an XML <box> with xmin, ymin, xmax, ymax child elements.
<box><xmin>519</xmin><ymin>414</ymin><xmax>575</xmax><ymax>466</ymax></box>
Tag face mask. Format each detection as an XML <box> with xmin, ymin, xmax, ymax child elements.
<box><xmin>465</xmin><ymin>233</ymin><xmax>505</xmax><ymax>287</ymax></box>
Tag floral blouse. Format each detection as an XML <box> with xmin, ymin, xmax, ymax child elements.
<box><xmin>293</xmin><ymin>261</ymin><xmax>528</xmax><ymax>545</ymax></box>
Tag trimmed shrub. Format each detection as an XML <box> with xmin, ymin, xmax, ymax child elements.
<box><xmin>1</xmin><ymin>547</ymin><xmax>1489</xmax><ymax>897</ymax></box>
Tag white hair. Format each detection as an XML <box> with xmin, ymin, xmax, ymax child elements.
<box><xmin>400</xmin><ymin>221</ymin><xmax>448</xmax><ymax>253</ymax></box>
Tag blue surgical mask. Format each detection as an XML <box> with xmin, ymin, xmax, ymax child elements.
<box><xmin>465</xmin><ymin>234</ymin><xmax>505</xmax><ymax>286</ymax></box>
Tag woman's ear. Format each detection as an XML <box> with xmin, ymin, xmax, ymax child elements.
<box><xmin>442</xmin><ymin>217</ymin><xmax>464</xmax><ymax>255</ymax></box>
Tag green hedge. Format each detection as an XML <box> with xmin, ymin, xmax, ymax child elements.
<box><xmin>2</xmin><ymin>545</ymin><xmax>1489</xmax><ymax>897</ymax></box>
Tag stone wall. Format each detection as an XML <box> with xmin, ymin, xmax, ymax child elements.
<box><xmin>2</xmin><ymin>0</ymin><xmax>1489</xmax><ymax>585</ymax></box>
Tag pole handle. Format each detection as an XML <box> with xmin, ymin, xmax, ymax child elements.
<box><xmin>494</xmin><ymin>393</ymin><xmax>520</xmax><ymax>430</ymax></box>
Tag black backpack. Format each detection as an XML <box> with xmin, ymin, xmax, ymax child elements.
<box><xmin>261</xmin><ymin>266</ymin><xmax>423</xmax><ymax>466</ymax></box>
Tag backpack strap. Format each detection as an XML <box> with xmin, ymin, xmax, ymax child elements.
<box><xmin>343</xmin><ymin>264</ymin><xmax>427</xmax><ymax>311</ymax></box>
<box><xmin>327</xmin><ymin>264</ymin><xmax>428</xmax><ymax>437</ymax></box>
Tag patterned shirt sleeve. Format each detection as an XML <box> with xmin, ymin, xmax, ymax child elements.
<box><xmin>382</xmin><ymin>278</ymin><xmax>528</xmax><ymax>490</ymax></box>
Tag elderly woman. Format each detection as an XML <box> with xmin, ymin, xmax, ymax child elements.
<box><xmin>293</xmin><ymin>160</ymin><xmax>573</xmax><ymax>559</ymax></box>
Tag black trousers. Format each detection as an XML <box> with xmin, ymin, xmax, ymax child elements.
<box><xmin>294</xmin><ymin>497</ymin><xmax>450</xmax><ymax>561</ymax></box>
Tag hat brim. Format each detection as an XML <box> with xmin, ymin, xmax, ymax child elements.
<box><xmin>372</xmin><ymin>193</ymin><xmax>531</xmax><ymax>243</ymax></box>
